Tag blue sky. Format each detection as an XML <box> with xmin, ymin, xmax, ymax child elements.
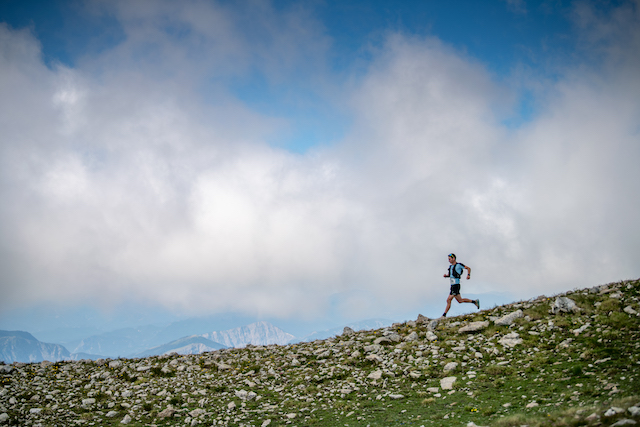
<box><xmin>1</xmin><ymin>0</ymin><xmax>639</xmax><ymax>337</ymax></box>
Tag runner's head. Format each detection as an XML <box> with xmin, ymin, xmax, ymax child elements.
<box><xmin>448</xmin><ymin>253</ymin><xmax>456</xmax><ymax>264</ymax></box>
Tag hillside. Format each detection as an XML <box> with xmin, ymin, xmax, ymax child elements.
<box><xmin>1</xmin><ymin>279</ymin><xmax>639</xmax><ymax>426</ymax></box>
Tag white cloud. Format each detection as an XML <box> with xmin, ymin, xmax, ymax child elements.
<box><xmin>0</xmin><ymin>1</ymin><xmax>639</xmax><ymax>321</ymax></box>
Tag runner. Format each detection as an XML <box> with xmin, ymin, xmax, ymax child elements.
<box><xmin>442</xmin><ymin>253</ymin><xmax>479</xmax><ymax>317</ymax></box>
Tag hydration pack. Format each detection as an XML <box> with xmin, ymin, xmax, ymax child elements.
<box><xmin>449</xmin><ymin>263</ymin><xmax>466</xmax><ymax>278</ymax></box>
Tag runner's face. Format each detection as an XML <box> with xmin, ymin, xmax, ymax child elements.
<box><xmin>448</xmin><ymin>256</ymin><xmax>455</xmax><ymax>264</ymax></box>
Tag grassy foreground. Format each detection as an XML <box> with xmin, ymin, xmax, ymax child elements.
<box><xmin>1</xmin><ymin>279</ymin><xmax>639</xmax><ymax>426</ymax></box>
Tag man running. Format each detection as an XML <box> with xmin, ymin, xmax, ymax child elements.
<box><xmin>442</xmin><ymin>253</ymin><xmax>479</xmax><ymax>317</ymax></box>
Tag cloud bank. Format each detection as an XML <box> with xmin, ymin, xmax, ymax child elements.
<box><xmin>1</xmin><ymin>1</ymin><xmax>639</xmax><ymax>320</ymax></box>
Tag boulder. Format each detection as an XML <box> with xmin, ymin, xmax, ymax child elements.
<box><xmin>494</xmin><ymin>310</ymin><xmax>523</xmax><ymax>326</ymax></box>
<box><xmin>342</xmin><ymin>326</ymin><xmax>355</xmax><ymax>336</ymax></box>
<box><xmin>426</xmin><ymin>331</ymin><xmax>438</xmax><ymax>342</ymax></box>
<box><xmin>550</xmin><ymin>297</ymin><xmax>581</xmax><ymax>314</ymax></box>
<box><xmin>459</xmin><ymin>321</ymin><xmax>489</xmax><ymax>333</ymax></box>
<box><xmin>499</xmin><ymin>332</ymin><xmax>523</xmax><ymax>348</ymax></box>
<box><xmin>403</xmin><ymin>331</ymin><xmax>419</xmax><ymax>342</ymax></box>
<box><xmin>440</xmin><ymin>376</ymin><xmax>456</xmax><ymax>390</ymax></box>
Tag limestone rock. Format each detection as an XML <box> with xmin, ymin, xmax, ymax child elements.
<box><xmin>403</xmin><ymin>331</ymin><xmax>419</xmax><ymax>342</ymax></box>
<box><xmin>550</xmin><ymin>297</ymin><xmax>581</xmax><ymax>314</ymax></box>
<box><xmin>499</xmin><ymin>332</ymin><xmax>523</xmax><ymax>348</ymax></box>
<box><xmin>343</xmin><ymin>326</ymin><xmax>355</xmax><ymax>335</ymax></box>
<box><xmin>624</xmin><ymin>306</ymin><xmax>638</xmax><ymax>315</ymax></box>
<box><xmin>443</xmin><ymin>362</ymin><xmax>458</xmax><ymax>373</ymax></box>
<box><xmin>367</xmin><ymin>370</ymin><xmax>383</xmax><ymax>380</ymax></box>
<box><xmin>611</xmin><ymin>420</ymin><xmax>637</xmax><ymax>426</ymax></box>
<box><xmin>121</xmin><ymin>414</ymin><xmax>132</xmax><ymax>424</ymax></box>
<box><xmin>459</xmin><ymin>321</ymin><xmax>489</xmax><ymax>333</ymax></box>
<box><xmin>440</xmin><ymin>376</ymin><xmax>456</xmax><ymax>390</ymax></box>
<box><xmin>494</xmin><ymin>310</ymin><xmax>523</xmax><ymax>326</ymax></box>
<box><xmin>426</xmin><ymin>331</ymin><xmax>438</xmax><ymax>341</ymax></box>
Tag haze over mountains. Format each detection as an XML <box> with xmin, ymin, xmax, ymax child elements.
<box><xmin>0</xmin><ymin>318</ymin><xmax>392</xmax><ymax>363</ymax></box>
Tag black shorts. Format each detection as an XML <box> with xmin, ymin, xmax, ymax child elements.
<box><xmin>450</xmin><ymin>284</ymin><xmax>461</xmax><ymax>296</ymax></box>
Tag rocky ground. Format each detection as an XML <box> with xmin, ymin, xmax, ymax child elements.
<box><xmin>1</xmin><ymin>279</ymin><xmax>639</xmax><ymax>427</ymax></box>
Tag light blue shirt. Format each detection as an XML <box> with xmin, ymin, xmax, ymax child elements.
<box><xmin>449</xmin><ymin>263</ymin><xmax>465</xmax><ymax>285</ymax></box>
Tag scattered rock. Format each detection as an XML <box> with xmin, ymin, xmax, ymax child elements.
<box><xmin>120</xmin><ymin>414</ymin><xmax>132</xmax><ymax>424</ymax></box>
<box><xmin>459</xmin><ymin>321</ymin><xmax>489</xmax><ymax>333</ymax></box>
<box><xmin>624</xmin><ymin>306</ymin><xmax>638</xmax><ymax>315</ymax></box>
<box><xmin>440</xmin><ymin>376</ymin><xmax>456</xmax><ymax>390</ymax></box>
<box><xmin>629</xmin><ymin>406</ymin><xmax>640</xmax><ymax>417</ymax></box>
<box><xmin>612</xmin><ymin>420</ymin><xmax>637</xmax><ymax>426</ymax></box>
<box><xmin>343</xmin><ymin>326</ymin><xmax>355</xmax><ymax>336</ymax></box>
<box><xmin>426</xmin><ymin>331</ymin><xmax>438</xmax><ymax>341</ymax></box>
<box><xmin>499</xmin><ymin>332</ymin><xmax>523</xmax><ymax>348</ymax></box>
<box><xmin>367</xmin><ymin>370</ymin><xmax>383</xmax><ymax>380</ymax></box>
<box><xmin>605</xmin><ymin>407</ymin><xmax>626</xmax><ymax>417</ymax></box>
<box><xmin>550</xmin><ymin>296</ymin><xmax>581</xmax><ymax>314</ymax></box>
<box><xmin>388</xmin><ymin>394</ymin><xmax>404</xmax><ymax>400</ymax></box>
<box><xmin>106</xmin><ymin>411</ymin><xmax>119</xmax><ymax>418</ymax></box>
<box><xmin>494</xmin><ymin>310</ymin><xmax>523</xmax><ymax>326</ymax></box>
<box><xmin>443</xmin><ymin>362</ymin><xmax>458</xmax><ymax>373</ymax></box>
<box><xmin>403</xmin><ymin>331</ymin><xmax>419</xmax><ymax>342</ymax></box>
<box><xmin>526</xmin><ymin>401</ymin><xmax>539</xmax><ymax>408</ymax></box>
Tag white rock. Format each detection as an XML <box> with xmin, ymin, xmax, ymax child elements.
<box><xmin>365</xmin><ymin>354</ymin><xmax>383</xmax><ymax>363</ymax></box>
<box><xmin>388</xmin><ymin>394</ymin><xmax>404</xmax><ymax>399</ymax></box>
<box><xmin>443</xmin><ymin>362</ymin><xmax>458</xmax><ymax>373</ymax></box>
<box><xmin>426</xmin><ymin>331</ymin><xmax>438</xmax><ymax>341</ymax></box>
<box><xmin>121</xmin><ymin>390</ymin><xmax>132</xmax><ymax>398</ymax></box>
<box><xmin>106</xmin><ymin>411</ymin><xmax>118</xmax><ymax>418</ymax></box>
<box><xmin>136</xmin><ymin>365</ymin><xmax>151</xmax><ymax>372</ymax></box>
<box><xmin>0</xmin><ymin>413</ymin><xmax>8</xmax><ymax>423</ymax></box>
<box><xmin>440</xmin><ymin>376</ymin><xmax>456</xmax><ymax>390</ymax></box>
<box><xmin>495</xmin><ymin>310</ymin><xmax>524</xmax><ymax>326</ymax></box>
<box><xmin>82</xmin><ymin>398</ymin><xmax>96</xmax><ymax>406</ymax></box>
<box><xmin>550</xmin><ymin>297</ymin><xmax>581</xmax><ymax>314</ymax></box>
<box><xmin>29</xmin><ymin>408</ymin><xmax>42</xmax><ymax>414</ymax></box>
<box><xmin>235</xmin><ymin>390</ymin><xmax>248</xmax><ymax>400</ymax></box>
<box><xmin>459</xmin><ymin>321</ymin><xmax>489</xmax><ymax>333</ymax></box>
<box><xmin>121</xmin><ymin>415</ymin><xmax>132</xmax><ymax>424</ymax></box>
<box><xmin>499</xmin><ymin>332</ymin><xmax>523</xmax><ymax>348</ymax></box>
<box><xmin>261</xmin><ymin>420</ymin><xmax>272</xmax><ymax>427</ymax></box>
<box><xmin>526</xmin><ymin>401</ymin><xmax>539</xmax><ymax>408</ymax></box>
<box><xmin>624</xmin><ymin>306</ymin><xmax>638</xmax><ymax>315</ymax></box>
<box><xmin>403</xmin><ymin>331</ymin><xmax>419</xmax><ymax>342</ymax></box>
<box><xmin>409</xmin><ymin>371</ymin><xmax>421</xmax><ymax>379</ymax></box>
<box><xmin>605</xmin><ymin>407</ymin><xmax>625</xmax><ymax>417</ymax></box>
<box><xmin>629</xmin><ymin>406</ymin><xmax>640</xmax><ymax>417</ymax></box>
<box><xmin>367</xmin><ymin>370</ymin><xmax>383</xmax><ymax>380</ymax></box>
<box><xmin>572</xmin><ymin>323</ymin><xmax>590</xmax><ymax>336</ymax></box>
<box><xmin>285</xmin><ymin>413</ymin><xmax>297</xmax><ymax>419</ymax></box>
<box><xmin>0</xmin><ymin>366</ymin><xmax>13</xmax><ymax>374</ymax></box>
<box><xmin>228</xmin><ymin>402</ymin><xmax>236</xmax><ymax>410</ymax></box>
<box><xmin>343</xmin><ymin>326</ymin><xmax>355</xmax><ymax>335</ymax></box>
<box><xmin>612</xmin><ymin>420</ymin><xmax>637</xmax><ymax>426</ymax></box>
<box><xmin>109</xmin><ymin>361</ymin><xmax>121</xmax><ymax>368</ymax></box>
<box><xmin>189</xmin><ymin>408</ymin><xmax>205</xmax><ymax>417</ymax></box>
<box><xmin>427</xmin><ymin>387</ymin><xmax>439</xmax><ymax>393</ymax></box>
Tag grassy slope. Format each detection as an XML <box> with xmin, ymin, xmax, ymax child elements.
<box><xmin>1</xmin><ymin>279</ymin><xmax>639</xmax><ymax>426</ymax></box>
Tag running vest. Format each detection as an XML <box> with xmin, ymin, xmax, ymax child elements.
<box><xmin>449</xmin><ymin>263</ymin><xmax>465</xmax><ymax>285</ymax></box>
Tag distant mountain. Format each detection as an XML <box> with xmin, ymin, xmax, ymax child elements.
<box><xmin>0</xmin><ymin>330</ymin><xmax>71</xmax><ymax>363</ymax></box>
<box><xmin>202</xmin><ymin>321</ymin><xmax>294</xmax><ymax>348</ymax></box>
<box><xmin>135</xmin><ymin>336</ymin><xmax>226</xmax><ymax>358</ymax></box>
<box><xmin>292</xmin><ymin>318</ymin><xmax>393</xmax><ymax>343</ymax></box>
<box><xmin>71</xmin><ymin>325</ymin><xmax>163</xmax><ymax>358</ymax></box>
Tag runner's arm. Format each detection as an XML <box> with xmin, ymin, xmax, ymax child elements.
<box><xmin>464</xmin><ymin>265</ymin><xmax>471</xmax><ymax>279</ymax></box>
